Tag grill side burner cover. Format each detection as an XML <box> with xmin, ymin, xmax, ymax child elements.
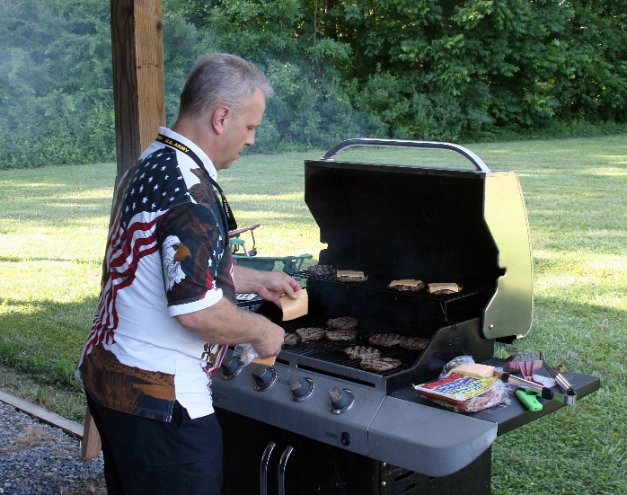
<box><xmin>304</xmin><ymin>138</ymin><xmax>533</xmax><ymax>341</ymax></box>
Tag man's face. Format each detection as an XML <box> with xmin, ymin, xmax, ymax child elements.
<box><xmin>215</xmin><ymin>88</ymin><xmax>266</xmax><ymax>170</ymax></box>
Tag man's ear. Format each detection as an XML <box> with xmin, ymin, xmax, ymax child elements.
<box><xmin>211</xmin><ymin>106</ymin><xmax>231</xmax><ymax>135</ymax></box>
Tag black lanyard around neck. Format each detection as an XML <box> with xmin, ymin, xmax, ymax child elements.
<box><xmin>156</xmin><ymin>133</ymin><xmax>238</xmax><ymax>232</ymax></box>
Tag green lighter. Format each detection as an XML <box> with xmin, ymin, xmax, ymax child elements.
<box><xmin>515</xmin><ymin>388</ymin><xmax>543</xmax><ymax>412</ymax></box>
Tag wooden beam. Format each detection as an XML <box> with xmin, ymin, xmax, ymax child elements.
<box><xmin>111</xmin><ymin>0</ymin><xmax>165</xmax><ymax>179</ymax></box>
<box><xmin>79</xmin><ymin>0</ymin><xmax>166</xmax><ymax>461</ymax></box>
<box><xmin>0</xmin><ymin>389</ymin><xmax>101</xmax><ymax>460</ymax></box>
<box><xmin>0</xmin><ymin>390</ymin><xmax>84</xmax><ymax>439</ymax></box>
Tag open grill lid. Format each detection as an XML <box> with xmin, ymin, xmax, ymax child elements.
<box><xmin>304</xmin><ymin>139</ymin><xmax>533</xmax><ymax>340</ymax></box>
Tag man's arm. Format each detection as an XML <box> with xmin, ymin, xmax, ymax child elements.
<box><xmin>175</xmin><ymin>267</ymin><xmax>301</xmax><ymax>358</ymax></box>
<box><xmin>176</xmin><ymin>298</ymin><xmax>284</xmax><ymax>358</ymax></box>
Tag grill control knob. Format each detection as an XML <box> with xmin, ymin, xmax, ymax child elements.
<box><xmin>252</xmin><ymin>366</ymin><xmax>277</xmax><ymax>391</ymax></box>
<box><xmin>220</xmin><ymin>358</ymin><xmax>242</xmax><ymax>380</ymax></box>
<box><xmin>290</xmin><ymin>375</ymin><xmax>315</xmax><ymax>401</ymax></box>
<box><xmin>329</xmin><ymin>386</ymin><xmax>354</xmax><ymax>414</ymax></box>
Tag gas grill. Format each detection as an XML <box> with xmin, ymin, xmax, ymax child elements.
<box><xmin>213</xmin><ymin>139</ymin><xmax>599</xmax><ymax>495</ymax></box>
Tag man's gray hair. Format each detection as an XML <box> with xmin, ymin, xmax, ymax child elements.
<box><xmin>179</xmin><ymin>53</ymin><xmax>273</xmax><ymax>118</ymax></box>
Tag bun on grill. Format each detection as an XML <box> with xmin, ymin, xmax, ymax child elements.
<box><xmin>388</xmin><ymin>279</ymin><xmax>425</xmax><ymax>291</ymax></box>
<box><xmin>336</xmin><ymin>269</ymin><xmax>368</xmax><ymax>282</ymax></box>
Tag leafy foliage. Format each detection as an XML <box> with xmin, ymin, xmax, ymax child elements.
<box><xmin>0</xmin><ymin>0</ymin><xmax>625</xmax><ymax>168</ymax></box>
<box><xmin>0</xmin><ymin>0</ymin><xmax>115</xmax><ymax>168</ymax></box>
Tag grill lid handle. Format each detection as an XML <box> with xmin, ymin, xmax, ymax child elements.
<box><xmin>322</xmin><ymin>138</ymin><xmax>491</xmax><ymax>172</ymax></box>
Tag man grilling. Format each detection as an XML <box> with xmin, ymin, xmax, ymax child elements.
<box><xmin>77</xmin><ymin>53</ymin><xmax>300</xmax><ymax>495</ymax></box>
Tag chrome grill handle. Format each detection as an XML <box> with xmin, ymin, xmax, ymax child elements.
<box><xmin>278</xmin><ymin>445</ymin><xmax>295</xmax><ymax>495</ymax></box>
<box><xmin>259</xmin><ymin>441</ymin><xmax>276</xmax><ymax>495</ymax></box>
<box><xmin>321</xmin><ymin>138</ymin><xmax>491</xmax><ymax>172</ymax></box>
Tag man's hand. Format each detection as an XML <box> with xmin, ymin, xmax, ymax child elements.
<box><xmin>256</xmin><ymin>271</ymin><xmax>302</xmax><ymax>306</ymax></box>
<box><xmin>250</xmin><ymin>324</ymin><xmax>285</xmax><ymax>358</ymax></box>
<box><xmin>234</xmin><ymin>265</ymin><xmax>302</xmax><ymax>306</ymax></box>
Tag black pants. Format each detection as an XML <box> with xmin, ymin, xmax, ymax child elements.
<box><xmin>86</xmin><ymin>394</ymin><xmax>223</xmax><ymax>495</ymax></box>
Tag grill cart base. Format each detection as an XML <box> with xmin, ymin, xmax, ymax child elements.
<box><xmin>216</xmin><ymin>410</ymin><xmax>491</xmax><ymax>495</ymax></box>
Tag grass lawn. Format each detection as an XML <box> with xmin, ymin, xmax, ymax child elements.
<box><xmin>0</xmin><ymin>135</ymin><xmax>625</xmax><ymax>494</ymax></box>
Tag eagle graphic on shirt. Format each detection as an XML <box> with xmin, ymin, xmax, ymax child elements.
<box><xmin>161</xmin><ymin>235</ymin><xmax>191</xmax><ymax>290</ymax></box>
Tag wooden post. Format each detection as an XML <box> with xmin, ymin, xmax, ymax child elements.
<box><xmin>81</xmin><ymin>408</ymin><xmax>102</xmax><ymax>460</ymax></box>
<box><xmin>81</xmin><ymin>0</ymin><xmax>165</xmax><ymax>461</ymax></box>
<box><xmin>111</xmin><ymin>0</ymin><xmax>165</xmax><ymax>179</ymax></box>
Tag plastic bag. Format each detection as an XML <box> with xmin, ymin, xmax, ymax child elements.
<box><xmin>444</xmin><ymin>379</ymin><xmax>510</xmax><ymax>413</ymax></box>
<box><xmin>415</xmin><ymin>355</ymin><xmax>511</xmax><ymax>413</ymax></box>
<box><xmin>232</xmin><ymin>343</ymin><xmax>259</xmax><ymax>366</ymax></box>
<box><xmin>439</xmin><ymin>355</ymin><xmax>476</xmax><ymax>378</ymax></box>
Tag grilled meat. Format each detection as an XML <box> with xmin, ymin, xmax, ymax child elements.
<box><xmin>360</xmin><ymin>357</ymin><xmax>402</xmax><ymax>372</ymax></box>
<box><xmin>326</xmin><ymin>328</ymin><xmax>358</xmax><ymax>342</ymax></box>
<box><xmin>326</xmin><ymin>316</ymin><xmax>358</xmax><ymax>330</ymax></box>
<box><xmin>306</xmin><ymin>264</ymin><xmax>335</xmax><ymax>277</ymax></box>
<box><xmin>344</xmin><ymin>345</ymin><xmax>381</xmax><ymax>360</ymax></box>
<box><xmin>368</xmin><ymin>333</ymin><xmax>403</xmax><ymax>347</ymax></box>
<box><xmin>283</xmin><ymin>333</ymin><xmax>301</xmax><ymax>346</ymax></box>
<box><xmin>296</xmin><ymin>327</ymin><xmax>326</xmax><ymax>342</ymax></box>
<box><xmin>399</xmin><ymin>336</ymin><xmax>429</xmax><ymax>351</ymax></box>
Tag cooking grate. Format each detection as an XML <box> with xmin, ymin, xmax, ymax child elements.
<box><xmin>281</xmin><ymin>336</ymin><xmax>423</xmax><ymax>376</ymax></box>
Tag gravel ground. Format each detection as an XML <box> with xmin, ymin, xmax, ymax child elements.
<box><xmin>0</xmin><ymin>401</ymin><xmax>106</xmax><ymax>495</ymax></box>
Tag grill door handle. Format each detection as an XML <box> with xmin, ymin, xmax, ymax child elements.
<box><xmin>259</xmin><ymin>441</ymin><xmax>276</xmax><ymax>495</ymax></box>
<box><xmin>322</xmin><ymin>138</ymin><xmax>491</xmax><ymax>172</ymax></box>
<box><xmin>278</xmin><ymin>445</ymin><xmax>294</xmax><ymax>495</ymax></box>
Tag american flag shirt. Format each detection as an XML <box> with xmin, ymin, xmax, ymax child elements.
<box><xmin>78</xmin><ymin>127</ymin><xmax>234</xmax><ymax>422</ymax></box>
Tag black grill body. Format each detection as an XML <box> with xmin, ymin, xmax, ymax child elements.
<box><xmin>214</xmin><ymin>140</ymin><xmax>599</xmax><ymax>495</ymax></box>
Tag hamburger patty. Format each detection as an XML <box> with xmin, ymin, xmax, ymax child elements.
<box><xmin>326</xmin><ymin>316</ymin><xmax>358</xmax><ymax>330</ymax></box>
<box><xmin>360</xmin><ymin>356</ymin><xmax>402</xmax><ymax>372</ymax></box>
<box><xmin>344</xmin><ymin>345</ymin><xmax>381</xmax><ymax>360</ymax></box>
<box><xmin>326</xmin><ymin>328</ymin><xmax>358</xmax><ymax>342</ymax></box>
<box><xmin>283</xmin><ymin>333</ymin><xmax>301</xmax><ymax>346</ymax></box>
<box><xmin>399</xmin><ymin>336</ymin><xmax>429</xmax><ymax>351</ymax></box>
<box><xmin>306</xmin><ymin>264</ymin><xmax>335</xmax><ymax>277</ymax></box>
<box><xmin>368</xmin><ymin>333</ymin><xmax>403</xmax><ymax>347</ymax></box>
<box><xmin>295</xmin><ymin>327</ymin><xmax>326</xmax><ymax>342</ymax></box>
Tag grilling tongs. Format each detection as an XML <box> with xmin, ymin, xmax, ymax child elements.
<box><xmin>495</xmin><ymin>363</ymin><xmax>577</xmax><ymax>405</ymax></box>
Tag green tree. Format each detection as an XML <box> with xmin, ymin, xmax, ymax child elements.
<box><xmin>563</xmin><ymin>0</ymin><xmax>627</xmax><ymax>122</ymax></box>
<box><xmin>1</xmin><ymin>0</ymin><xmax>624</xmax><ymax>168</ymax></box>
<box><xmin>167</xmin><ymin>0</ymin><xmax>382</xmax><ymax>148</ymax></box>
<box><xmin>0</xmin><ymin>0</ymin><xmax>114</xmax><ymax>168</ymax></box>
